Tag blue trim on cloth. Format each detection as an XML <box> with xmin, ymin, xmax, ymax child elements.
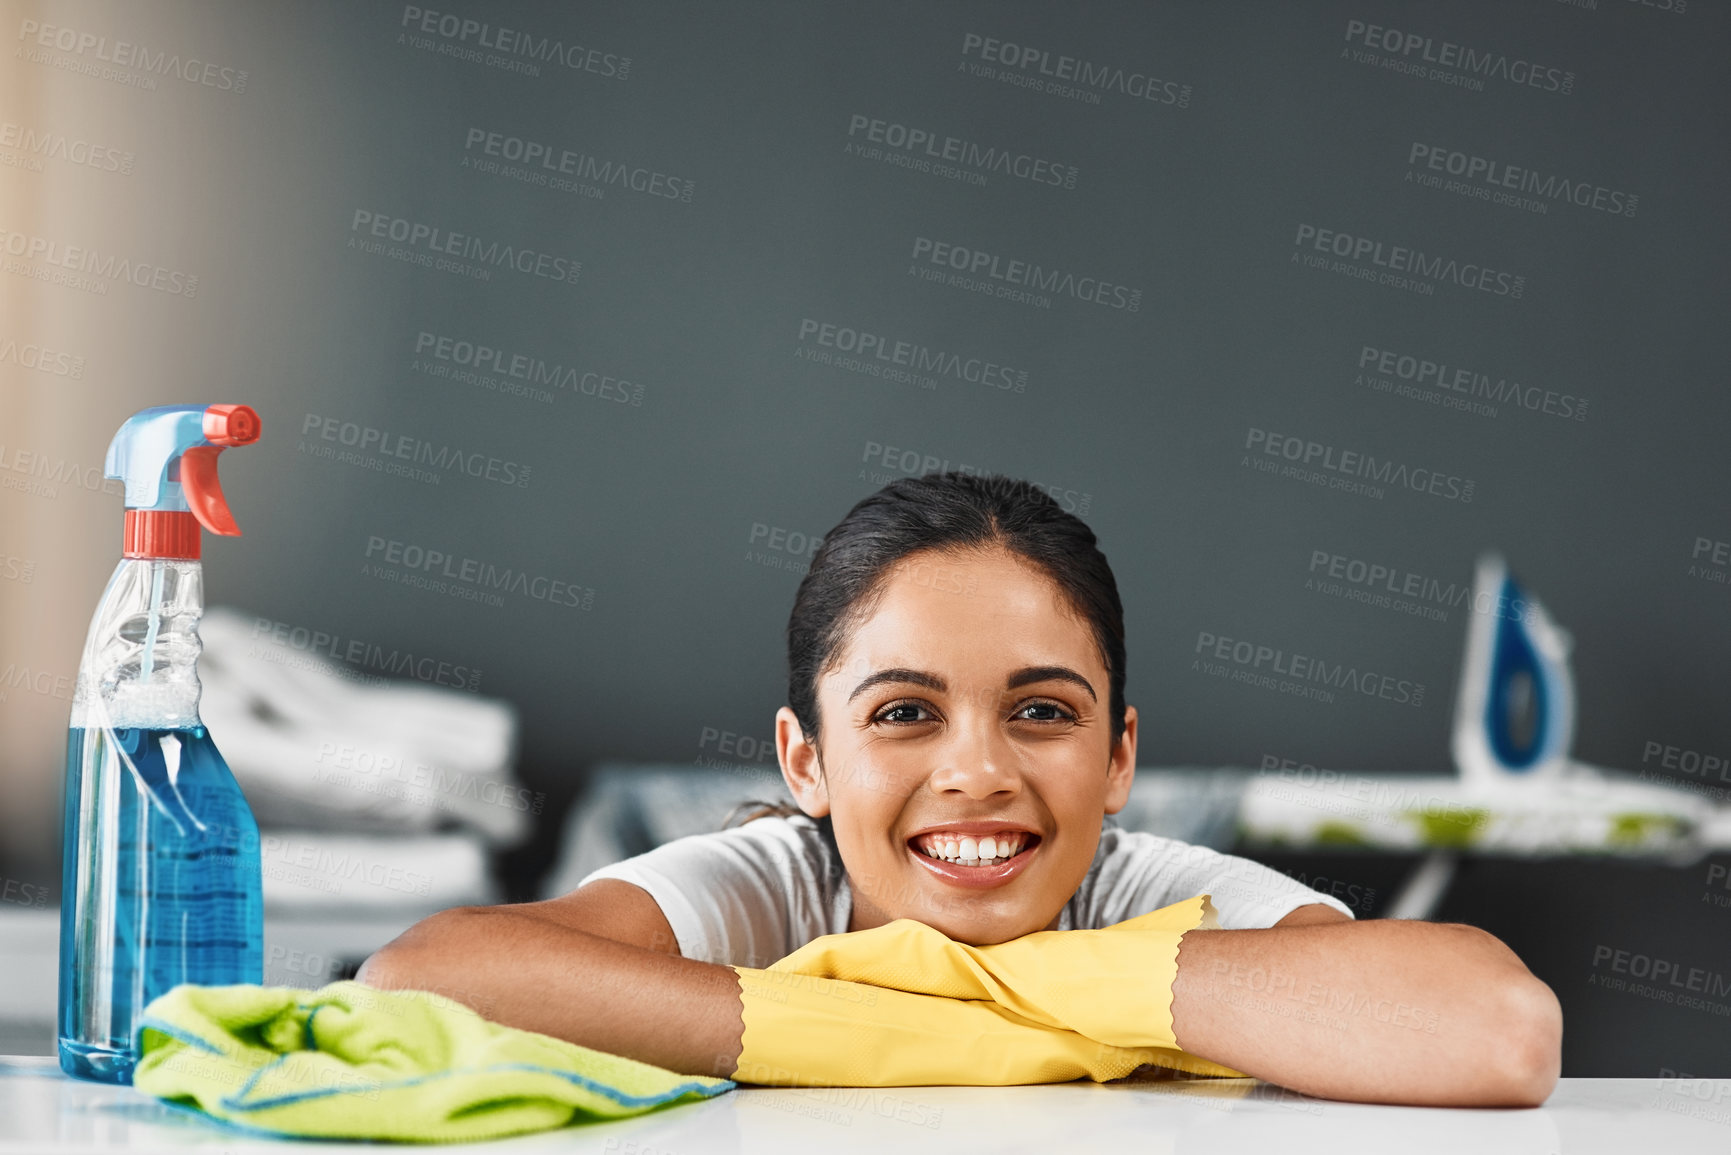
<box><xmin>132</xmin><ymin>1016</ymin><xmax>223</xmax><ymax>1054</ymax></box>
<box><xmin>217</xmin><ymin>1060</ymin><xmax>736</xmax><ymax>1114</ymax></box>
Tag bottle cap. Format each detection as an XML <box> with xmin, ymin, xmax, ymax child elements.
<box><xmin>104</xmin><ymin>404</ymin><xmax>262</xmax><ymax>560</ymax></box>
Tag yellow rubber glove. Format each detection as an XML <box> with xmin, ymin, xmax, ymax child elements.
<box><xmin>764</xmin><ymin>893</ymin><xmax>1245</xmax><ymax>1078</ymax></box>
<box><xmin>731</xmin><ymin>966</ymin><xmax>1178</xmax><ymax>1087</ymax></box>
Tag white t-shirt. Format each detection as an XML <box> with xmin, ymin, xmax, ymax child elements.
<box><xmin>578</xmin><ymin>813</ymin><xmax>1353</xmax><ymax>968</ymax></box>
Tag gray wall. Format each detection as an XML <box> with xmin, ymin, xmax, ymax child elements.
<box><xmin>2</xmin><ymin>0</ymin><xmax>1726</xmax><ymax>1075</ymax></box>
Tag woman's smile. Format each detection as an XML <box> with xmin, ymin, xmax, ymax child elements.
<box><xmin>907</xmin><ymin>831</ymin><xmax>1044</xmax><ymax>890</ymax></box>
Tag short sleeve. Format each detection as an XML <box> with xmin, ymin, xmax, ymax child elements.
<box><xmin>1072</xmin><ymin>825</ymin><xmax>1356</xmax><ymax>930</ymax></box>
<box><xmin>576</xmin><ymin>815</ymin><xmax>844</xmax><ymax>968</ymax></box>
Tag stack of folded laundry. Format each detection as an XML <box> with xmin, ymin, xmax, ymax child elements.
<box><xmin>196</xmin><ymin>607</ymin><xmax>531</xmax><ymax>915</ymax></box>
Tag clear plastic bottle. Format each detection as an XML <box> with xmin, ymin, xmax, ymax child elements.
<box><xmin>58</xmin><ymin>405</ymin><xmax>264</xmax><ymax>1084</ymax></box>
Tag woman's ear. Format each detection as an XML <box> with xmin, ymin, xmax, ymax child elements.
<box><xmin>776</xmin><ymin>705</ymin><xmax>831</xmax><ymax>818</ymax></box>
<box><xmin>1103</xmin><ymin>704</ymin><xmax>1138</xmax><ymax>815</ymax></box>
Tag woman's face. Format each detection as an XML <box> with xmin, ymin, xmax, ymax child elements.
<box><xmin>776</xmin><ymin>544</ymin><xmax>1137</xmax><ymax>945</ymax></box>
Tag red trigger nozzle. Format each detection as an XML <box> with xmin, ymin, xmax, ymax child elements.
<box><xmin>182</xmin><ymin>405</ymin><xmax>261</xmax><ymax>536</ymax></box>
<box><xmin>204</xmin><ymin>404</ymin><xmax>261</xmax><ymax>446</ymax></box>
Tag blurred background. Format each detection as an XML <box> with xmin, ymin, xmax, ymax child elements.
<box><xmin>2</xmin><ymin>0</ymin><xmax>1727</xmax><ymax>1075</ymax></box>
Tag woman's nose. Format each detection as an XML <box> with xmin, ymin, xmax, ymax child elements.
<box><xmin>925</xmin><ymin>703</ymin><xmax>1022</xmax><ymax>796</ymax></box>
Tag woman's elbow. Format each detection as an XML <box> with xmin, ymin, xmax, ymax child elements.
<box><xmin>1490</xmin><ymin>975</ymin><xmax>1564</xmax><ymax>1107</ymax></box>
<box><xmin>355</xmin><ymin>905</ymin><xmax>488</xmax><ymax>991</ymax></box>
<box><xmin>352</xmin><ymin>950</ymin><xmax>398</xmax><ymax>990</ymax></box>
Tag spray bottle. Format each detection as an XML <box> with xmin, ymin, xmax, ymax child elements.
<box><xmin>58</xmin><ymin>404</ymin><xmax>264</xmax><ymax>1084</ymax></box>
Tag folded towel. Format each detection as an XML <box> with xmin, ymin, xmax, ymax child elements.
<box><xmin>197</xmin><ymin>607</ymin><xmax>531</xmax><ymax>846</ymax></box>
<box><xmin>257</xmin><ymin>830</ymin><xmax>494</xmax><ymax>913</ymax></box>
<box><xmin>133</xmin><ymin>981</ymin><xmax>734</xmax><ymax>1142</ymax></box>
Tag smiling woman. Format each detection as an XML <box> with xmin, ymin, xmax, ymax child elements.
<box><xmin>729</xmin><ymin>471</ymin><xmax>1350</xmax><ymax>947</ymax></box>
<box><xmin>618</xmin><ymin>472</ymin><xmax>1352</xmax><ymax>959</ymax></box>
<box><xmin>358</xmin><ymin>472</ymin><xmax>1562</xmax><ymax>1105</ymax></box>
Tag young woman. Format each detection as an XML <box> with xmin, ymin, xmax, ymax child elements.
<box><xmin>359</xmin><ymin>472</ymin><xmax>1562</xmax><ymax>1106</ymax></box>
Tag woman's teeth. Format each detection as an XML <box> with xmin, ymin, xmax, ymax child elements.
<box><xmin>914</xmin><ymin>833</ymin><xmax>1029</xmax><ymax>866</ymax></box>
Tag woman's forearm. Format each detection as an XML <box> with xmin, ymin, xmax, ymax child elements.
<box><xmin>355</xmin><ymin>906</ymin><xmax>745</xmax><ymax>1079</ymax></box>
<box><xmin>1170</xmin><ymin>920</ymin><xmax>1562</xmax><ymax>1106</ymax></box>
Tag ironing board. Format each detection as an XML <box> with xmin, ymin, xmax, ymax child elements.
<box><xmin>1236</xmin><ymin>761</ymin><xmax>1731</xmax><ymax>918</ymax></box>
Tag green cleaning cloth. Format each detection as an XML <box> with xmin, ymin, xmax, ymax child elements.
<box><xmin>132</xmin><ymin>981</ymin><xmax>735</xmax><ymax>1143</ymax></box>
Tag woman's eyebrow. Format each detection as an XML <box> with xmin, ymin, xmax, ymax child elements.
<box><xmin>846</xmin><ymin>665</ymin><xmax>1096</xmax><ymax>703</ymax></box>
<box><xmin>848</xmin><ymin>667</ymin><xmax>945</xmax><ymax>703</ymax></box>
<box><xmin>1006</xmin><ymin>665</ymin><xmax>1097</xmax><ymax>702</ymax></box>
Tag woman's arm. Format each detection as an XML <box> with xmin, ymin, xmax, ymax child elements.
<box><xmin>1170</xmin><ymin>915</ymin><xmax>1563</xmax><ymax>1107</ymax></box>
<box><xmin>354</xmin><ymin>880</ymin><xmax>744</xmax><ymax>1079</ymax></box>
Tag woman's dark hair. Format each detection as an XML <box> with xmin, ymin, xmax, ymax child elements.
<box><xmin>726</xmin><ymin>471</ymin><xmax>1125</xmax><ymax>830</ymax></box>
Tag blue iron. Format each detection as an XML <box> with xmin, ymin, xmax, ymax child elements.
<box><xmin>1450</xmin><ymin>553</ymin><xmax>1576</xmax><ymax>784</ymax></box>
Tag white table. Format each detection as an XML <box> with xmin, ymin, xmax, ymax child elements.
<box><xmin>2</xmin><ymin>1058</ymin><xmax>1728</xmax><ymax>1153</ymax></box>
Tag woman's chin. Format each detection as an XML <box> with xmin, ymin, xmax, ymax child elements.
<box><xmin>908</xmin><ymin>909</ymin><xmax>1057</xmax><ymax>946</ymax></box>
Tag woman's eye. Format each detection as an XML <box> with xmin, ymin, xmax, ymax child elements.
<box><xmin>1017</xmin><ymin>701</ymin><xmax>1075</xmax><ymax>723</ymax></box>
<box><xmin>875</xmin><ymin>702</ymin><xmax>933</xmax><ymax>724</ymax></box>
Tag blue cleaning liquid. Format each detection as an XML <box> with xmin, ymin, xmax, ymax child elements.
<box><xmin>58</xmin><ymin>724</ymin><xmax>262</xmax><ymax>1084</ymax></box>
